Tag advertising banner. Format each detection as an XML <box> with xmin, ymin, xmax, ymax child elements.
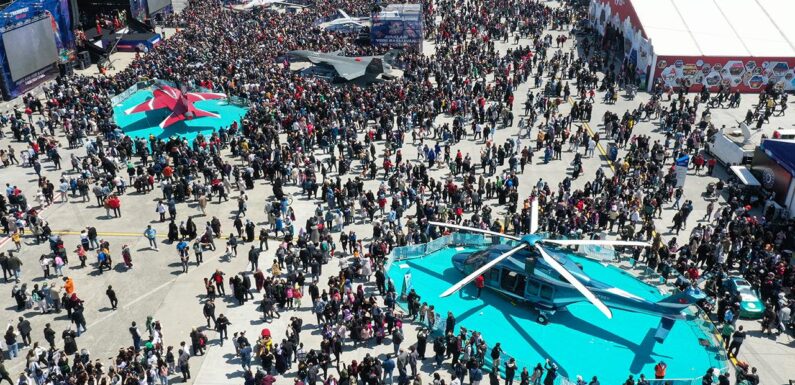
<box><xmin>371</xmin><ymin>18</ymin><xmax>423</xmax><ymax>47</ymax></box>
<box><xmin>675</xmin><ymin>155</ymin><xmax>690</xmax><ymax>187</ymax></box>
<box><xmin>371</xmin><ymin>4</ymin><xmax>423</xmax><ymax>48</ymax></box>
<box><xmin>653</xmin><ymin>55</ymin><xmax>795</xmax><ymax>93</ymax></box>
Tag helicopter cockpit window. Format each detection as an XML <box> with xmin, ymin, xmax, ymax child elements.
<box><xmin>540</xmin><ymin>284</ymin><xmax>554</xmax><ymax>300</ymax></box>
<box><xmin>464</xmin><ymin>251</ymin><xmax>488</xmax><ymax>267</ymax></box>
<box><xmin>526</xmin><ymin>279</ymin><xmax>540</xmax><ymax>296</ymax></box>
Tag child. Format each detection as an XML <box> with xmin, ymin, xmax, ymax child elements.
<box><xmin>232</xmin><ymin>332</ymin><xmax>240</xmax><ymax>356</ymax></box>
<box><xmin>11</xmin><ymin>230</ymin><xmax>21</xmax><ymax>251</ymax></box>
<box><xmin>419</xmin><ymin>302</ymin><xmax>428</xmax><ymax>323</ymax></box>
<box><xmin>75</xmin><ymin>244</ymin><xmax>87</xmax><ymax>267</ymax></box>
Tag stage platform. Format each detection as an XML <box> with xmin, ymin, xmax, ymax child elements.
<box><xmin>116</xmin><ymin>32</ymin><xmax>162</xmax><ymax>52</ymax></box>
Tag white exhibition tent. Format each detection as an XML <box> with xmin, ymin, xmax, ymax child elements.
<box><xmin>630</xmin><ymin>0</ymin><xmax>795</xmax><ymax>57</ymax></box>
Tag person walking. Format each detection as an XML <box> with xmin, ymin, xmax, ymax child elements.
<box><xmin>728</xmin><ymin>326</ymin><xmax>746</xmax><ymax>357</ymax></box>
<box><xmin>106</xmin><ymin>285</ymin><xmax>118</xmax><ymax>310</ymax></box>
<box><xmin>0</xmin><ymin>361</ymin><xmax>12</xmax><ymax>385</ymax></box>
<box><xmin>259</xmin><ymin>228</ymin><xmax>269</xmax><ymax>251</ymax></box>
<box><xmin>7</xmin><ymin>251</ymin><xmax>21</xmax><ymax>282</ymax></box>
<box><xmin>216</xmin><ymin>313</ymin><xmax>231</xmax><ymax>345</ymax></box>
<box><xmin>720</xmin><ymin>322</ymin><xmax>734</xmax><ymax>349</ymax></box>
<box><xmin>4</xmin><ymin>325</ymin><xmax>18</xmax><ymax>359</ymax></box>
<box><xmin>144</xmin><ymin>225</ymin><xmax>158</xmax><ymax>251</ymax></box>
<box><xmin>43</xmin><ymin>323</ymin><xmax>56</xmax><ymax>349</ymax></box>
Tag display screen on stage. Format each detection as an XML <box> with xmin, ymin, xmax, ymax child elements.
<box><xmin>147</xmin><ymin>0</ymin><xmax>171</xmax><ymax>14</ymax></box>
<box><xmin>2</xmin><ymin>17</ymin><xmax>59</xmax><ymax>82</ymax></box>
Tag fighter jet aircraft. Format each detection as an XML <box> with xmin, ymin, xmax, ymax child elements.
<box><xmin>287</xmin><ymin>49</ymin><xmax>399</xmax><ymax>84</ymax></box>
<box><xmin>318</xmin><ymin>9</ymin><xmax>370</xmax><ymax>33</ymax></box>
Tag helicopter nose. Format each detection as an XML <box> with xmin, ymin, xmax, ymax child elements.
<box><xmin>451</xmin><ymin>253</ymin><xmax>468</xmax><ymax>270</ymax></box>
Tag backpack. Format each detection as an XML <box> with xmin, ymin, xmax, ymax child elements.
<box><xmin>393</xmin><ymin>330</ymin><xmax>403</xmax><ymax>344</ymax></box>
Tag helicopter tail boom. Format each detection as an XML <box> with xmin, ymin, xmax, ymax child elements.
<box><xmin>656</xmin><ymin>287</ymin><xmax>705</xmax><ymax>307</ymax></box>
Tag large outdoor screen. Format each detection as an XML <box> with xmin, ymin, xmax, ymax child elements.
<box><xmin>2</xmin><ymin>17</ymin><xmax>58</xmax><ymax>81</ymax></box>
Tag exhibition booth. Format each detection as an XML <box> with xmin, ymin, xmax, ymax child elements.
<box><xmin>589</xmin><ymin>0</ymin><xmax>795</xmax><ymax>92</ymax></box>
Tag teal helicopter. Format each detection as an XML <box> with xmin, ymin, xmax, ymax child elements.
<box><xmin>429</xmin><ymin>205</ymin><xmax>705</xmax><ymax>342</ymax></box>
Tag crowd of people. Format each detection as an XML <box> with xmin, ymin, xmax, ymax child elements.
<box><xmin>0</xmin><ymin>0</ymin><xmax>791</xmax><ymax>384</ymax></box>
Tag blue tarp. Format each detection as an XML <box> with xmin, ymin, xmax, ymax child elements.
<box><xmin>761</xmin><ymin>139</ymin><xmax>795</xmax><ymax>175</ymax></box>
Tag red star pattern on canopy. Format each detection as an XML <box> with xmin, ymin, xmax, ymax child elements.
<box><xmin>124</xmin><ymin>85</ymin><xmax>227</xmax><ymax>128</ymax></box>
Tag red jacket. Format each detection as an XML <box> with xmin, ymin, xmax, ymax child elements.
<box><xmin>475</xmin><ymin>275</ymin><xmax>485</xmax><ymax>289</ymax></box>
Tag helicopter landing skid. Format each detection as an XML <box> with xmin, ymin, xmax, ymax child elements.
<box><xmin>536</xmin><ymin>310</ymin><xmax>556</xmax><ymax>325</ymax></box>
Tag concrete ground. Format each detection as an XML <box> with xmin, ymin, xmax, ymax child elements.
<box><xmin>0</xmin><ymin>2</ymin><xmax>793</xmax><ymax>385</ymax></box>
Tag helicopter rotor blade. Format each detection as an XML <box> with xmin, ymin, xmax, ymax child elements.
<box><xmin>542</xmin><ymin>239</ymin><xmax>651</xmax><ymax>247</ymax></box>
<box><xmin>428</xmin><ymin>221</ymin><xmax>522</xmax><ymax>241</ymax></box>
<box><xmin>530</xmin><ymin>199</ymin><xmax>539</xmax><ymax>234</ymax></box>
<box><xmin>534</xmin><ymin>244</ymin><xmax>613</xmax><ymax>319</ymax></box>
<box><xmin>439</xmin><ymin>244</ymin><xmax>527</xmax><ymax>298</ymax></box>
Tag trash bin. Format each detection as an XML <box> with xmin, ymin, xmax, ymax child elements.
<box><xmin>607</xmin><ymin>143</ymin><xmax>618</xmax><ymax>162</ymax></box>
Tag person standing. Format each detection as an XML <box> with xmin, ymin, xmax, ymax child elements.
<box><xmin>654</xmin><ymin>361</ymin><xmax>667</xmax><ymax>379</ymax></box>
<box><xmin>391</xmin><ymin>328</ymin><xmax>404</xmax><ymax>356</ymax></box>
<box><xmin>474</xmin><ymin>274</ymin><xmax>485</xmax><ymax>298</ymax></box>
<box><xmin>505</xmin><ymin>358</ymin><xmax>518</xmax><ymax>385</ymax></box>
<box><xmin>203</xmin><ymin>299</ymin><xmax>216</xmax><ymax>328</ymax></box>
<box><xmin>130</xmin><ymin>321</ymin><xmax>142</xmax><ymax>352</ymax></box>
<box><xmin>178</xmin><ymin>348</ymin><xmax>191</xmax><ymax>381</ymax></box>
<box><xmin>197</xmin><ymin>194</ymin><xmax>208</xmax><ymax>216</ymax></box>
<box><xmin>121</xmin><ymin>245</ymin><xmax>133</xmax><ymax>269</ymax></box>
<box><xmin>491</xmin><ymin>342</ymin><xmax>504</xmax><ymax>373</ymax></box>
<box><xmin>211</xmin><ymin>270</ymin><xmax>226</xmax><ymax>296</ymax></box>
<box><xmin>248</xmin><ymin>246</ymin><xmax>260</xmax><ymax>272</ymax></box>
<box><xmin>106</xmin><ymin>285</ymin><xmax>118</xmax><ymax>310</ymax></box>
<box><xmin>193</xmin><ymin>241</ymin><xmax>203</xmax><ymax>265</ymax></box>
<box><xmin>382</xmin><ymin>354</ymin><xmax>395</xmax><ymax>385</ymax></box>
<box><xmin>180</xmin><ymin>246</ymin><xmax>190</xmax><ymax>273</ymax></box>
<box><xmin>16</xmin><ymin>317</ymin><xmax>31</xmax><ymax>347</ymax></box>
<box><xmin>445</xmin><ymin>311</ymin><xmax>456</xmax><ymax>336</ymax></box>
<box><xmin>144</xmin><ymin>225</ymin><xmax>158</xmax><ymax>251</ymax></box>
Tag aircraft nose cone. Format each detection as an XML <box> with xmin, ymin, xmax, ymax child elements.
<box><xmin>451</xmin><ymin>252</ymin><xmax>468</xmax><ymax>270</ymax></box>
